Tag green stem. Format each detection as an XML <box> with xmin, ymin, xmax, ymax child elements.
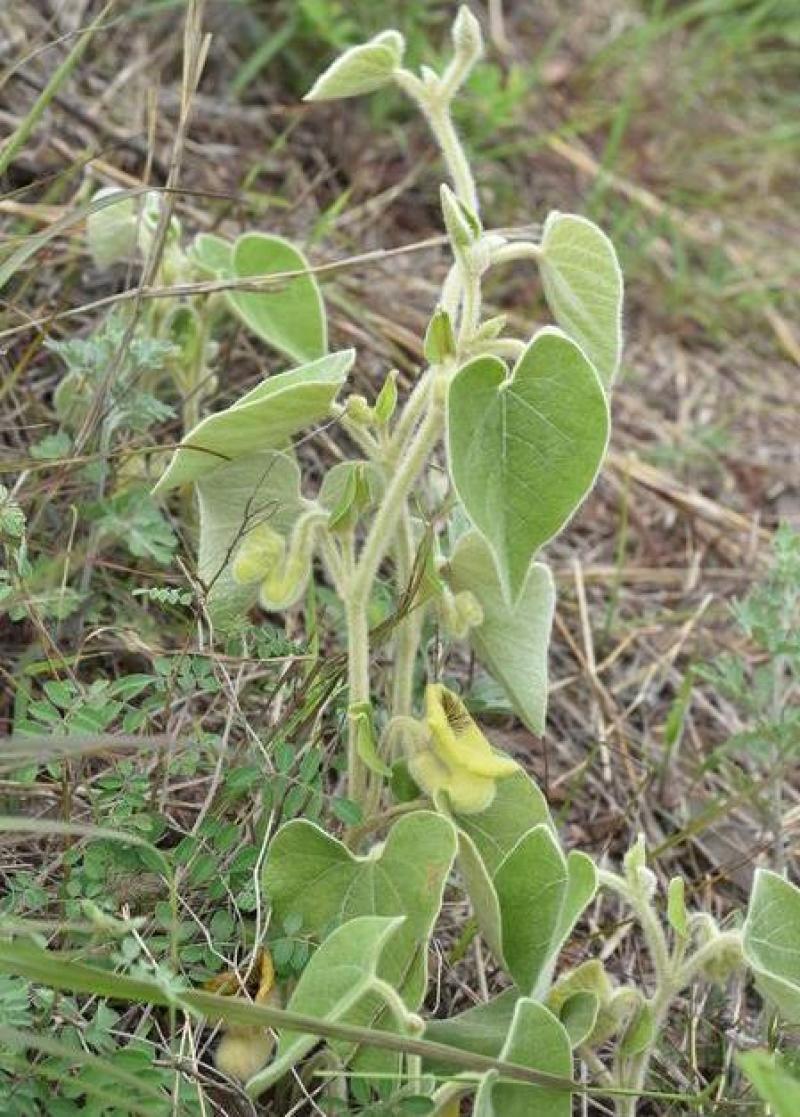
<box><xmin>387</xmin><ymin>368</ymin><xmax>434</xmax><ymax>463</ymax></box>
<box><xmin>598</xmin><ymin>869</ymin><xmax>670</xmax><ymax>987</ymax></box>
<box><xmin>490</xmin><ymin>241</ymin><xmax>542</xmax><ymax>267</ymax></box>
<box><xmin>602</xmin><ymin>872</ymin><xmax>742</xmax><ymax>1117</ymax></box>
<box><xmin>352</xmin><ymin>392</ymin><xmax>445</xmax><ymax>602</ymax></box>
<box><xmin>390</xmin><ymin>508</ymin><xmax>423</xmax><ymax>720</ymax></box>
<box><xmin>394</xmin><ymin>71</ymin><xmax>478</xmax><ymax>213</ymax></box>
<box><xmin>345</xmin><ymin>398</ymin><xmax>444</xmax><ymax>807</ymax></box>
<box><xmin>425</xmin><ymin>100</ymin><xmax>478</xmax><ymax>212</ymax></box>
<box><xmin>345</xmin><ymin>599</ymin><xmax>371</xmax><ymax>807</ymax></box>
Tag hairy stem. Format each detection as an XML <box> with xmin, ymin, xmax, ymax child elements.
<box><xmin>345</xmin><ymin>599</ymin><xmax>371</xmax><ymax>806</ymax></box>
<box><xmin>425</xmin><ymin>100</ymin><xmax>478</xmax><ymax>213</ymax></box>
<box><xmin>598</xmin><ymin>869</ymin><xmax>670</xmax><ymax>987</ymax></box>
<box><xmin>601</xmin><ymin>868</ymin><xmax>743</xmax><ymax>1117</ymax></box>
<box><xmin>390</xmin><ymin>508</ymin><xmax>423</xmax><ymax>720</ymax></box>
<box><xmin>345</xmin><ymin>394</ymin><xmax>445</xmax><ymax>806</ymax></box>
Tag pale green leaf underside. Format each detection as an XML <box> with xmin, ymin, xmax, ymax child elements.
<box><xmin>743</xmin><ymin>868</ymin><xmax>800</xmax><ymax>1022</ymax></box>
<box><xmin>247</xmin><ymin>915</ymin><xmax>402</xmax><ymax>1094</ymax></box>
<box><xmin>539</xmin><ymin>211</ymin><xmax>623</xmax><ymax>388</ymax></box>
<box><xmin>558</xmin><ymin>991</ymin><xmax>599</xmax><ymax>1048</ymax></box>
<box><xmin>228</xmin><ymin>233</ymin><xmax>327</xmax><ymax>363</ymax></box>
<box><xmin>262</xmin><ymin>812</ymin><xmax>457</xmax><ymax>1010</ymax></box>
<box><xmin>474</xmin><ymin>998</ymin><xmax>572</xmax><ymax>1117</ymax></box>
<box><xmin>196</xmin><ymin>450</ymin><xmax>308</xmax><ymax>629</ymax></box>
<box><xmin>190</xmin><ymin>232</ymin><xmax>233</xmax><ymax>276</ymax></box>
<box><xmin>447</xmin><ymin>327</ymin><xmax>610</xmax><ymax>603</ymax></box>
<box><xmin>304</xmin><ymin>31</ymin><xmax>404</xmax><ymax>101</ymax></box>
<box><xmin>448</xmin><ymin>530</ymin><xmax>555</xmax><ymax>734</ymax></box>
<box><xmin>153</xmin><ymin>349</ymin><xmax>353</xmax><ymax>493</ymax></box>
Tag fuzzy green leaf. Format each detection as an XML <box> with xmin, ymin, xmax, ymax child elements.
<box><xmin>423</xmin><ymin>988</ymin><xmax>520</xmax><ymax>1073</ymax></box>
<box><xmin>488</xmin><ymin>826</ymin><xmax>596</xmax><ymax>997</ymax></box>
<box><xmin>456</xmin><ymin>829</ymin><xmax>503</xmax><ymax>962</ymax></box>
<box><xmin>195</xmin><ymin>450</ymin><xmax>308</xmax><ymax>629</ymax></box>
<box><xmin>539</xmin><ymin>212</ymin><xmax>623</xmax><ymax>388</ymax></box>
<box><xmin>739</xmin><ymin>1051</ymin><xmax>800</xmax><ymax>1117</ymax></box>
<box><xmin>455</xmin><ymin>768</ymin><xmax>553</xmax><ymax>877</ymax></box>
<box><xmin>557</xmin><ymin>991</ymin><xmax>599</xmax><ymax>1049</ymax></box>
<box><xmin>228</xmin><ymin>233</ymin><xmax>326</xmax><ymax>363</ymax></box>
<box><xmin>153</xmin><ymin>350</ymin><xmax>353</xmax><ymax>493</ymax></box>
<box><xmin>304</xmin><ymin>31</ymin><xmax>405</xmax><ymax>101</ymax></box>
<box><xmin>667</xmin><ymin>877</ymin><xmax>689</xmax><ymax>938</ymax></box>
<box><xmin>553</xmin><ymin>851</ymin><xmax>598</xmax><ymax>958</ymax></box>
<box><xmin>494</xmin><ymin>825</ymin><xmax>568</xmax><ymax>996</ymax></box>
<box><xmin>190</xmin><ymin>232</ymin><xmax>233</xmax><ymax>276</ymax></box>
<box><xmin>86</xmin><ymin>187</ymin><xmax>138</xmax><ymax>268</ymax></box>
<box><xmin>473</xmin><ymin>999</ymin><xmax>572</xmax><ymax>1117</ymax></box>
<box><xmin>262</xmin><ymin>812</ymin><xmax>457</xmax><ymax>1011</ymax></box>
<box><xmin>247</xmin><ymin>915</ymin><xmax>403</xmax><ymax>1094</ymax></box>
<box><xmin>743</xmin><ymin>868</ymin><xmax>800</xmax><ymax>1023</ymax></box>
<box><xmin>547</xmin><ymin>960</ymin><xmax>614</xmax><ymax>1047</ymax></box>
<box><xmin>447</xmin><ymin>530</ymin><xmax>555</xmax><ymax>734</ymax></box>
<box><xmin>447</xmin><ymin>328</ymin><xmax>609</xmax><ymax>602</ymax></box>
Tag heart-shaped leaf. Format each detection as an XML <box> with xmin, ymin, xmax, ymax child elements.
<box><xmin>494</xmin><ymin>825</ymin><xmax>568</xmax><ymax>996</ymax></box>
<box><xmin>305</xmin><ymin>31</ymin><xmax>405</xmax><ymax>101</ymax></box>
<box><xmin>447</xmin><ymin>530</ymin><xmax>555</xmax><ymax>734</ymax></box>
<box><xmin>743</xmin><ymin>868</ymin><xmax>800</xmax><ymax>1023</ymax></box>
<box><xmin>464</xmin><ymin>818</ymin><xmax>596</xmax><ymax>995</ymax></box>
<box><xmin>246</xmin><ymin>915</ymin><xmax>403</xmax><ymax>1096</ymax></box>
<box><xmin>473</xmin><ymin>998</ymin><xmax>572</xmax><ymax>1117</ymax></box>
<box><xmin>447</xmin><ymin>327</ymin><xmax>609</xmax><ymax>602</ymax></box>
<box><xmin>196</xmin><ymin>450</ymin><xmax>309</xmax><ymax>629</ymax></box>
<box><xmin>539</xmin><ymin>212</ymin><xmax>623</xmax><ymax>388</ymax></box>
<box><xmin>263</xmin><ymin>812</ymin><xmax>457</xmax><ymax>1010</ymax></box>
<box><xmin>153</xmin><ymin>350</ymin><xmax>353</xmax><ymax>493</ymax></box>
<box><xmin>452</xmin><ymin>772</ymin><xmax>554</xmax><ymax>973</ymax></box>
<box><xmin>228</xmin><ymin>233</ymin><xmax>326</xmax><ymax>363</ymax></box>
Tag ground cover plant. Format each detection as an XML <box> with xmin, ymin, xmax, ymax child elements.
<box><xmin>1</xmin><ymin>1</ymin><xmax>799</xmax><ymax>1115</ymax></box>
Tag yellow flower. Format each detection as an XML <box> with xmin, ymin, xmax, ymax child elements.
<box><xmin>232</xmin><ymin>514</ymin><xmax>318</xmax><ymax>611</ymax></box>
<box><xmin>408</xmin><ymin>683</ymin><xmax>518</xmax><ymax>813</ymax></box>
<box><xmin>231</xmin><ymin>523</ymin><xmax>285</xmax><ymax>586</ymax></box>
<box><xmin>211</xmin><ymin>949</ymin><xmax>280</xmax><ymax>1083</ymax></box>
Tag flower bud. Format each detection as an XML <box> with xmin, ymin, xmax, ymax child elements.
<box><xmin>440</xmin><ymin>183</ymin><xmax>480</xmax><ymax>250</ymax></box>
<box><xmin>345</xmin><ymin>394</ymin><xmax>374</xmax><ymax>426</ymax></box>
<box><xmin>258</xmin><ymin>509</ymin><xmax>323</xmax><ymax>610</ymax></box>
<box><xmin>373</xmin><ymin>369</ymin><xmax>398</xmax><ymax>425</ymax></box>
<box><xmin>424</xmin><ymin>306</ymin><xmax>456</xmax><ymax>364</ymax></box>
<box><xmin>701</xmin><ymin>936</ymin><xmax>743</xmax><ymax>986</ymax></box>
<box><xmin>86</xmin><ymin>187</ymin><xmax>138</xmax><ymax>269</ymax></box>
<box><xmin>452</xmin><ymin>6</ymin><xmax>484</xmax><ymax>67</ymax></box>
<box><xmin>440</xmin><ymin>587</ymin><xmax>484</xmax><ymax>639</ymax></box>
<box><xmin>231</xmin><ymin>523</ymin><xmax>285</xmax><ymax>586</ymax></box>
